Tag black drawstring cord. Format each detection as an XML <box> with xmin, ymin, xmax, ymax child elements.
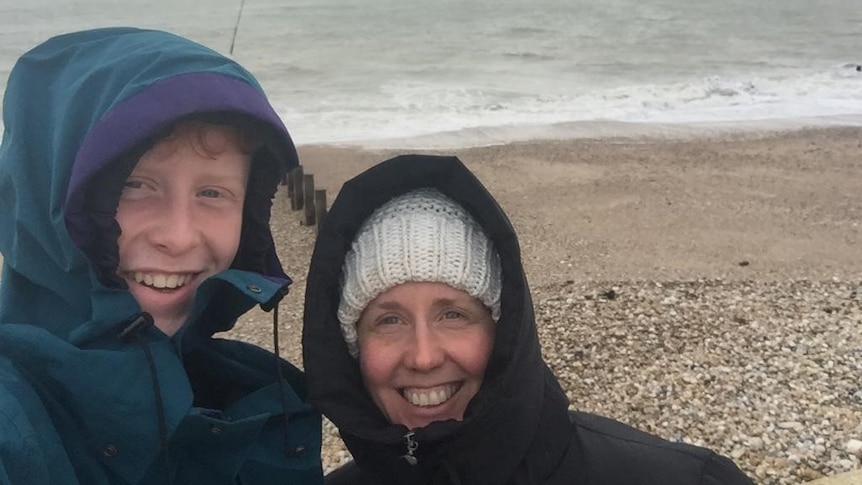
<box><xmin>271</xmin><ymin>304</ymin><xmax>293</xmax><ymax>456</ymax></box>
<box><xmin>118</xmin><ymin>313</ymin><xmax>172</xmax><ymax>483</ymax></box>
<box><xmin>142</xmin><ymin>338</ymin><xmax>172</xmax><ymax>483</ymax></box>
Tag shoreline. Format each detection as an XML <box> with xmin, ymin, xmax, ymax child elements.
<box><xmin>292</xmin><ymin>117</ymin><xmax>862</xmax><ymax>152</ymax></box>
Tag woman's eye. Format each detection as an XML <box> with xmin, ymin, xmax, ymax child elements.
<box><xmin>443</xmin><ymin>310</ymin><xmax>465</xmax><ymax>320</ymax></box>
<box><xmin>199</xmin><ymin>188</ymin><xmax>222</xmax><ymax>198</ymax></box>
<box><xmin>122</xmin><ymin>180</ymin><xmax>144</xmax><ymax>189</ymax></box>
<box><xmin>379</xmin><ymin>315</ymin><xmax>401</xmax><ymax>325</ymax></box>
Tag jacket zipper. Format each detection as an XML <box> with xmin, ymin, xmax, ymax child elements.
<box><xmin>401</xmin><ymin>431</ymin><xmax>419</xmax><ymax>465</ymax></box>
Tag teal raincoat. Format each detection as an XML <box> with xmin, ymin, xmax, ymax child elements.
<box><xmin>0</xmin><ymin>27</ymin><xmax>322</xmax><ymax>484</ymax></box>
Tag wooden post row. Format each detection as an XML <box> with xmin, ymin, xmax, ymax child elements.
<box><xmin>286</xmin><ymin>166</ymin><xmax>326</xmax><ymax>231</ymax></box>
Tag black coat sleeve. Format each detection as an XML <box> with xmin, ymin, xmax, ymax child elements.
<box><xmin>699</xmin><ymin>454</ymin><xmax>754</xmax><ymax>485</ymax></box>
<box><xmin>325</xmin><ymin>460</ymin><xmax>374</xmax><ymax>485</ymax></box>
<box><xmin>569</xmin><ymin>412</ymin><xmax>755</xmax><ymax>485</ymax></box>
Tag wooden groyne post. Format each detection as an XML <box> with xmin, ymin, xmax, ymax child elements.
<box><xmin>303</xmin><ymin>174</ymin><xmax>315</xmax><ymax>226</ymax></box>
<box><xmin>289</xmin><ymin>166</ymin><xmax>304</xmax><ymax>211</ymax></box>
<box><xmin>314</xmin><ymin>189</ymin><xmax>327</xmax><ymax>234</ymax></box>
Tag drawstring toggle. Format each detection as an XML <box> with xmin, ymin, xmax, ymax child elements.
<box><xmin>117</xmin><ymin>313</ymin><xmax>154</xmax><ymax>342</ymax></box>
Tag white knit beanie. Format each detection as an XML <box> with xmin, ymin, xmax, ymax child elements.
<box><xmin>338</xmin><ymin>188</ymin><xmax>502</xmax><ymax>357</ymax></box>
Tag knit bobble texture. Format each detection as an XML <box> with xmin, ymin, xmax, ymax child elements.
<box><xmin>338</xmin><ymin>188</ymin><xmax>502</xmax><ymax>357</ymax></box>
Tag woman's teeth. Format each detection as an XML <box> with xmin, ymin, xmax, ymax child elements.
<box><xmin>403</xmin><ymin>384</ymin><xmax>459</xmax><ymax>407</ymax></box>
<box><xmin>133</xmin><ymin>272</ymin><xmax>192</xmax><ymax>289</ymax></box>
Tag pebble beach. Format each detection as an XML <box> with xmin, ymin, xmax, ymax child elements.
<box><xmin>225</xmin><ymin>127</ymin><xmax>862</xmax><ymax>484</ymax></box>
<box><xmin>0</xmin><ymin>2</ymin><xmax>860</xmax><ymax>482</ymax></box>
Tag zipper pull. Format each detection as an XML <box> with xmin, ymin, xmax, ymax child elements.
<box><xmin>401</xmin><ymin>431</ymin><xmax>418</xmax><ymax>465</ymax></box>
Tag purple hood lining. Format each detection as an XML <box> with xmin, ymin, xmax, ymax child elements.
<box><xmin>64</xmin><ymin>71</ymin><xmax>296</xmax><ymax>282</ymax></box>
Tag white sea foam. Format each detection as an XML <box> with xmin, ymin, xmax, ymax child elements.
<box><xmin>274</xmin><ymin>65</ymin><xmax>862</xmax><ymax>147</ymax></box>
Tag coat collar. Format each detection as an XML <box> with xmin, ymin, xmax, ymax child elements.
<box><xmin>0</xmin><ymin>268</ymin><xmax>292</xmax><ymax>483</ymax></box>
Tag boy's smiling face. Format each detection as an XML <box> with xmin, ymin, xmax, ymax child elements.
<box><xmin>115</xmin><ymin>121</ymin><xmax>251</xmax><ymax>336</ymax></box>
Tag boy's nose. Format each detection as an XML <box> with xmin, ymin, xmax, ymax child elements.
<box><xmin>148</xmin><ymin>201</ymin><xmax>202</xmax><ymax>254</ymax></box>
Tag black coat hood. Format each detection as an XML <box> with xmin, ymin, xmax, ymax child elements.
<box><xmin>303</xmin><ymin>154</ymin><xmax>573</xmax><ymax>484</ymax></box>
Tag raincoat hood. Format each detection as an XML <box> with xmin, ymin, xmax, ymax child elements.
<box><xmin>303</xmin><ymin>155</ymin><xmax>572</xmax><ymax>484</ymax></box>
<box><xmin>0</xmin><ymin>26</ymin><xmax>297</xmax><ymax>342</ymax></box>
<box><xmin>0</xmin><ymin>28</ymin><xmax>321</xmax><ymax>484</ymax></box>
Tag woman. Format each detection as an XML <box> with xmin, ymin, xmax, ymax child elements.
<box><xmin>302</xmin><ymin>154</ymin><xmax>753</xmax><ymax>485</ymax></box>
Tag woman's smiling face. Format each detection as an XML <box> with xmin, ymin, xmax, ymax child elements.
<box><xmin>356</xmin><ymin>281</ymin><xmax>495</xmax><ymax>430</ymax></box>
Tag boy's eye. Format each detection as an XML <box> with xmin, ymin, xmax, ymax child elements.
<box><xmin>120</xmin><ymin>179</ymin><xmax>152</xmax><ymax>198</ymax></box>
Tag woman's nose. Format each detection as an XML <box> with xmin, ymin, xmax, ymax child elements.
<box><xmin>404</xmin><ymin>323</ymin><xmax>446</xmax><ymax>371</ymax></box>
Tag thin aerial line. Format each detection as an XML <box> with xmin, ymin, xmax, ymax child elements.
<box><xmin>229</xmin><ymin>0</ymin><xmax>246</xmax><ymax>55</ymax></box>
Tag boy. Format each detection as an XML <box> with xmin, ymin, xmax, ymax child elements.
<box><xmin>0</xmin><ymin>28</ymin><xmax>321</xmax><ymax>483</ymax></box>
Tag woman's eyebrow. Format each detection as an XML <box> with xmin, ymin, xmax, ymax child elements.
<box><xmin>374</xmin><ymin>297</ymin><xmax>460</xmax><ymax>310</ymax></box>
<box><xmin>433</xmin><ymin>297</ymin><xmax>457</xmax><ymax>306</ymax></box>
<box><xmin>373</xmin><ymin>301</ymin><xmax>404</xmax><ymax>311</ymax></box>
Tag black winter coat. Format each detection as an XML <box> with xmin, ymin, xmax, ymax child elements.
<box><xmin>302</xmin><ymin>154</ymin><xmax>754</xmax><ymax>485</ymax></box>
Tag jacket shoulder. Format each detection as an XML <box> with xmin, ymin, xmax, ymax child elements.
<box><xmin>569</xmin><ymin>411</ymin><xmax>753</xmax><ymax>485</ymax></box>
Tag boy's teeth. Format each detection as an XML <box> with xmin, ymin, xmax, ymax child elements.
<box><xmin>404</xmin><ymin>384</ymin><xmax>457</xmax><ymax>407</ymax></box>
<box><xmin>134</xmin><ymin>272</ymin><xmax>189</xmax><ymax>289</ymax></box>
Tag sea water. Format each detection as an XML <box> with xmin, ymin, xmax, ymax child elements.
<box><xmin>1</xmin><ymin>0</ymin><xmax>861</xmax><ymax>148</ymax></box>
